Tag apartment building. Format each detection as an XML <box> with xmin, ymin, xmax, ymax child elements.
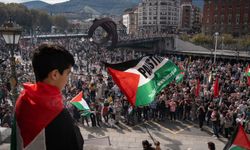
<box><xmin>202</xmin><ymin>0</ymin><xmax>250</xmax><ymax>36</ymax></box>
<box><xmin>122</xmin><ymin>7</ymin><xmax>138</xmax><ymax>35</ymax></box>
<box><xmin>137</xmin><ymin>0</ymin><xmax>180</xmax><ymax>34</ymax></box>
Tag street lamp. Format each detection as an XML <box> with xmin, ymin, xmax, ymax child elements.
<box><xmin>0</xmin><ymin>19</ymin><xmax>22</xmax><ymax>106</ymax></box>
<box><xmin>214</xmin><ymin>32</ymin><xmax>219</xmax><ymax>64</ymax></box>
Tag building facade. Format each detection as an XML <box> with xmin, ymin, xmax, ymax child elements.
<box><xmin>180</xmin><ymin>0</ymin><xmax>193</xmax><ymax>31</ymax></box>
<box><xmin>138</xmin><ymin>0</ymin><xmax>180</xmax><ymax>34</ymax></box>
<box><xmin>192</xmin><ymin>5</ymin><xmax>202</xmax><ymax>33</ymax></box>
<box><xmin>202</xmin><ymin>0</ymin><xmax>250</xmax><ymax>36</ymax></box>
<box><xmin>122</xmin><ymin>7</ymin><xmax>138</xmax><ymax>35</ymax></box>
<box><xmin>180</xmin><ymin>0</ymin><xmax>202</xmax><ymax>33</ymax></box>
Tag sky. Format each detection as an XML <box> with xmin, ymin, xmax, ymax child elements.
<box><xmin>0</xmin><ymin>0</ymin><xmax>68</xmax><ymax>4</ymax></box>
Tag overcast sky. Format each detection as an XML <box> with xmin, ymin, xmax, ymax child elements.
<box><xmin>0</xmin><ymin>0</ymin><xmax>68</xmax><ymax>4</ymax></box>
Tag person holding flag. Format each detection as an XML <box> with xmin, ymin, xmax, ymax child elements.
<box><xmin>70</xmin><ymin>91</ymin><xmax>92</xmax><ymax>126</ymax></box>
<box><xmin>11</xmin><ymin>44</ymin><xmax>84</xmax><ymax>150</ymax></box>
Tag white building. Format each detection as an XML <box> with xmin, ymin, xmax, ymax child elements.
<box><xmin>138</xmin><ymin>0</ymin><xmax>180</xmax><ymax>34</ymax></box>
<box><xmin>122</xmin><ymin>7</ymin><xmax>138</xmax><ymax>35</ymax></box>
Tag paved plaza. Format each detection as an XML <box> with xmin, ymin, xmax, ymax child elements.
<box><xmin>0</xmin><ymin>120</ymin><xmax>227</xmax><ymax>150</ymax></box>
<box><xmin>81</xmin><ymin>120</ymin><xmax>227</xmax><ymax>150</ymax></box>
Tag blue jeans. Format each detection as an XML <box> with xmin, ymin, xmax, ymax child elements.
<box><xmin>212</xmin><ymin>121</ymin><xmax>219</xmax><ymax>137</ymax></box>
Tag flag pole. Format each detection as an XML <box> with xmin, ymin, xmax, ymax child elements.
<box><xmin>144</xmin><ymin>124</ymin><xmax>156</xmax><ymax>144</ymax></box>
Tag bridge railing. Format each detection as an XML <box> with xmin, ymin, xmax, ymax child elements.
<box><xmin>118</xmin><ymin>34</ymin><xmax>174</xmax><ymax>42</ymax></box>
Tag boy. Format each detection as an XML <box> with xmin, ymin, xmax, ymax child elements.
<box><xmin>11</xmin><ymin>44</ymin><xmax>84</xmax><ymax>150</ymax></box>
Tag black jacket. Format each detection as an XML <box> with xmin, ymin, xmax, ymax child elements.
<box><xmin>45</xmin><ymin>108</ymin><xmax>84</xmax><ymax>150</ymax></box>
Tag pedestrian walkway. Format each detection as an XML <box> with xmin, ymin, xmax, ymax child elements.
<box><xmin>0</xmin><ymin>120</ymin><xmax>227</xmax><ymax>150</ymax></box>
<box><xmin>80</xmin><ymin>121</ymin><xmax>227</xmax><ymax>150</ymax></box>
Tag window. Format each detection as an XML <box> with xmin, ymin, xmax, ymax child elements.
<box><xmin>236</xmin><ymin>14</ymin><xmax>240</xmax><ymax>24</ymax></box>
<box><xmin>221</xmin><ymin>15</ymin><xmax>224</xmax><ymax>24</ymax></box>
<box><xmin>214</xmin><ymin>15</ymin><xmax>218</xmax><ymax>24</ymax></box>
<box><xmin>228</xmin><ymin>15</ymin><xmax>232</xmax><ymax>24</ymax></box>
<box><xmin>244</xmin><ymin>14</ymin><xmax>248</xmax><ymax>24</ymax></box>
<box><xmin>244</xmin><ymin>26</ymin><xmax>248</xmax><ymax>32</ymax></box>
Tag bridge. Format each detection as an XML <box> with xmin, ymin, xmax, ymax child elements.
<box><xmin>20</xmin><ymin>33</ymin><xmax>250</xmax><ymax>60</ymax></box>
<box><xmin>114</xmin><ymin>36</ymin><xmax>175</xmax><ymax>53</ymax></box>
<box><xmin>21</xmin><ymin>33</ymin><xmax>176</xmax><ymax>52</ymax></box>
<box><xmin>22</xmin><ymin>33</ymin><xmax>88</xmax><ymax>40</ymax></box>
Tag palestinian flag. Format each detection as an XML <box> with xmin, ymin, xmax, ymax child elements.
<box><xmin>195</xmin><ymin>78</ymin><xmax>200</xmax><ymax>97</ymax></box>
<box><xmin>11</xmin><ymin>82</ymin><xmax>64</xmax><ymax>150</ymax></box>
<box><xmin>246</xmin><ymin>65</ymin><xmax>250</xmax><ymax>76</ymax></box>
<box><xmin>70</xmin><ymin>92</ymin><xmax>90</xmax><ymax>116</ymax></box>
<box><xmin>104</xmin><ymin>56</ymin><xmax>180</xmax><ymax>106</ymax></box>
<box><xmin>223</xmin><ymin>124</ymin><xmax>250</xmax><ymax>150</ymax></box>
<box><xmin>245</xmin><ymin>65</ymin><xmax>250</xmax><ymax>86</ymax></box>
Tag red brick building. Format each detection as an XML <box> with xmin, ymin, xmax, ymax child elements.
<box><xmin>202</xmin><ymin>0</ymin><xmax>250</xmax><ymax>36</ymax></box>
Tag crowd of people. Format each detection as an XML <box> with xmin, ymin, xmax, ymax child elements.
<box><xmin>0</xmin><ymin>36</ymin><xmax>249</xmax><ymax>143</ymax></box>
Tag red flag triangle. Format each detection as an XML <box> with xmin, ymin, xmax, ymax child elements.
<box><xmin>233</xmin><ymin>125</ymin><xmax>250</xmax><ymax>149</ymax></box>
<box><xmin>70</xmin><ymin>91</ymin><xmax>83</xmax><ymax>102</ymax></box>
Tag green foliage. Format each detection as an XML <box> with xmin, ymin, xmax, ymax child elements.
<box><xmin>220</xmin><ymin>34</ymin><xmax>237</xmax><ymax>45</ymax></box>
<box><xmin>51</xmin><ymin>15</ymin><xmax>69</xmax><ymax>32</ymax></box>
<box><xmin>179</xmin><ymin>34</ymin><xmax>190</xmax><ymax>41</ymax></box>
<box><xmin>36</xmin><ymin>11</ymin><xmax>52</xmax><ymax>32</ymax></box>
<box><xmin>0</xmin><ymin>3</ymin><xmax>68</xmax><ymax>33</ymax></box>
<box><xmin>191</xmin><ymin>34</ymin><xmax>213</xmax><ymax>45</ymax></box>
<box><xmin>239</xmin><ymin>36</ymin><xmax>250</xmax><ymax>48</ymax></box>
<box><xmin>4</xmin><ymin>3</ymin><xmax>32</xmax><ymax>32</ymax></box>
<box><xmin>0</xmin><ymin>3</ymin><xmax>8</xmax><ymax>24</ymax></box>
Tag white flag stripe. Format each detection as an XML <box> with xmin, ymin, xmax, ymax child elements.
<box><xmin>79</xmin><ymin>98</ymin><xmax>90</xmax><ymax>110</ymax></box>
<box><xmin>125</xmin><ymin>57</ymin><xmax>169</xmax><ymax>86</ymax></box>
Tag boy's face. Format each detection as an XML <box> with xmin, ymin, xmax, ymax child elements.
<box><xmin>55</xmin><ymin>67</ymin><xmax>72</xmax><ymax>91</ymax></box>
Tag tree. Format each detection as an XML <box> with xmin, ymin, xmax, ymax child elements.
<box><xmin>179</xmin><ymin>34</ymin><xmax>189</xmax><ymax>41</ymax></box>
<box><xmin>220</xmin><ymin>34</ymin><xmax>236</xmax><ymax>45</ymax></box>
<box><xmin>52</xmin><ymin>15</ymin><xmax>68</xmax><ymax>32</ymax></box>
<box><xmin>239</xmin><ymin>36</ymin><xmax>250</xmax><ymax>49</ymax></box>
<box><xmin>191</xmin><ymin>34</ymin><xmax>213</xmax><ymax>45</ymax></box>
<box><xmin>0</xmin><ymin>3</ymin><xmax>53</xmax><ymax>33</ymax></box>
<box><xmin>37</xmin><ymin>11</ymin><xmax>52</xmax><ymax>32</ymax></box>
<box><xmin>0</xmin><ymin>3</ymin><xmax>8</xmax><ymax>25</ymax></box>
<box><xmin>5</xmin><ymin>3</ymin><xmax>32</xmax><ymax>31</ymax></box>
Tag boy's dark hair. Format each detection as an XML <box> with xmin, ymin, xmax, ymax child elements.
<box><xmin>32</xmin><ymin>44</ymin><xmax>75</xmax><ymax>82</ymax></box>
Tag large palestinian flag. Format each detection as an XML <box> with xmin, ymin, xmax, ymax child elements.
<box><xmin>11</xmin><ymin>82</ymin><xmax>64</xmax><ymax>150</ymax></box>
<box><xmin>70</xmin><ymin>92</ymin><xmax>91</xmax><ymax>116</ymax></box>
<box><xmin>223</xmin><ymin>124</ymin><xmax>250</xmax><ymax>150</ymax></box>
<box><xmin>104</xmin><ymin>56</ymin><xmax>180</xmax><ymax>106</ymax></box>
